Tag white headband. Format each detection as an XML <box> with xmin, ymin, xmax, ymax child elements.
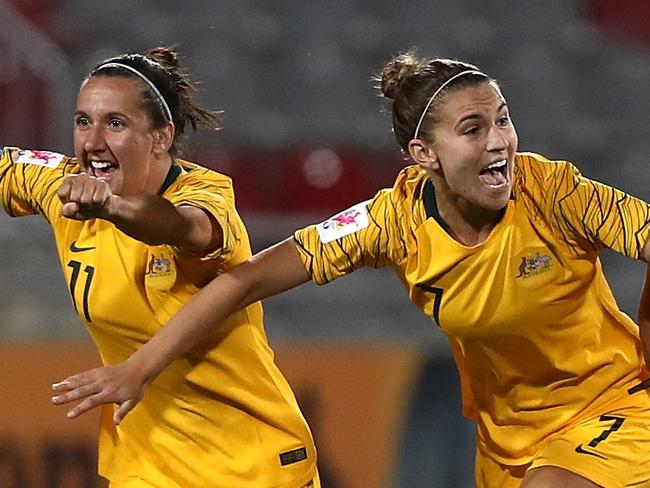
<box><xmin>412</xmin><ymin>70</ymin><xmax>485</xmax><ymax>140</ymax></box>
<box><xmin>96</xmin><ymin>62</ymin><xmax>173</xmax><ymax>123</ymax></box>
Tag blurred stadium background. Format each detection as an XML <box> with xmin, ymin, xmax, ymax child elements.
<box><xmin>2</xmin><ymin>0</ymin><xmax>650</xmax><ymax>486</ymax></box>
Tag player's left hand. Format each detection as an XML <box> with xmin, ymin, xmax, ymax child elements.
<box><xmin>56</xmin><ymin>173</ymin><xmax>116</xmax><ymax>220</ymax></box>
<box><xmin>51</xmin><ymin>358</ymin><xmax>150</xmax><ymax>425</ymax></box>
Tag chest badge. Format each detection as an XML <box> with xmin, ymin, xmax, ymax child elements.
<box><xmin>514</xmin><ymin>250</ymin><xmax>553</xmax><ymax>281</ymax></box>
<box><xmin>145</xmin><ymin>249</ymin><xmax>176</xmax><ymax>290</ymax></box>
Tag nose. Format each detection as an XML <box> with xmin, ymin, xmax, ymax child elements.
<box><xmin>486</xmin><ymin>125</ymin><xmax>508</xmax><ymax>152</ymax></box>
<box><xmin>82</xmin><ymin>124</ymin><xmax>106</xmax><ymax>153</ymax></box>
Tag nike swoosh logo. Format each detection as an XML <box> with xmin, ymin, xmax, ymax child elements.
<box><xmin>69</xmin><ymin>241</ymin><xmax>96</xmax><ymax>253</ymax></box>
<box><xmin>574</xmin><ymin>444</ymin><xmax>608</xmax><ymax>459</ymax></box>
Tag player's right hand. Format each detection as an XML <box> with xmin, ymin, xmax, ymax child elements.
<box><xmin>57</xmin><ymin>173</ymin><xmax>115</xmax><ymax>220</ymax></box>
<box><xmin>51</xmin><ymin>357</ymin><xmax>151</xmax><ymax>425</ymax></box>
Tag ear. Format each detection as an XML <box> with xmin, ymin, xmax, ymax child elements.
<box><xmin>407</xmin><ymin>139</ymin><xmax>440</xmax><ymax>171</ymax></box>
<box><xmin>152</xmin><ymin>122</ymin><xmax>175</xmax><ymax>157</ymax></box>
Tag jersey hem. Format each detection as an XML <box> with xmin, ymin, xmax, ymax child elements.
<box><xmin>99</xmin><ymin>460</ymin><xmax>318</xmax><ymax>488</ymax></box>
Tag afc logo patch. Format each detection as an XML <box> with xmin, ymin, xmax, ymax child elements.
<box><xmin>316</xmin><ymin>200</ymin><xmax>370</xmax><ymax>244</ymax></box>
<box><xmin>14</xmin><ymin>149</ymin><xmax>65</xmax><ymax>168</ymax></box>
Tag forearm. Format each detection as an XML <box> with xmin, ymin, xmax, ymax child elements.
<box><xmin>130</xmin><ymin>271</ymin><xmax>253</xmax><ymax>381</ymax></box>
<box><xmin>104</xmin><ymin>195</ymin><xmax>188</xmax><ymax>246</ymax></box>
<box><xmin>127</xmin><ymin>239</ymin><xmax>310</xmax><ymax>382</ymax></box>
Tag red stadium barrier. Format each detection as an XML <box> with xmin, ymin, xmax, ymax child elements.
<box><xmin>0</xmin><ymin>73</ymin><xmax>49</xmax><ymax>148</ymax></box>
<box><xmin>193</xmin><ymin>148</ymin><xmax>406</xmax><ymax>214</ymax></box>
<box><xmin>588</xmin><ymin>0</ymin><xmax>650</xmax><ymax>44</ymax></box>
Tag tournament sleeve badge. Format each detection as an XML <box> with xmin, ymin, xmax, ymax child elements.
<box><xmin>14</xmin><ymin>149</ymin><xmax>65</xmax><ymax>168</ymax></box>
<box><xmin>316</xmin><ymin>200</ymin><xmax>370</xmax><ymax>244</ymax></box>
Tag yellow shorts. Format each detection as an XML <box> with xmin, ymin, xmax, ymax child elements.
<box><xmin>476</xmin><ymin>390</ymin><xmax>650</xmax><ymax>488</ymax></box>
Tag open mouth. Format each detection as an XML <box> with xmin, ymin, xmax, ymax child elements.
<box><xmin>88</xmin><ymin>160</ymin><xmax>118</xmax><ymax>179</ymax></box>
<box><xmin>478</xmin><ymin>160</ymin><xmax>509</xmax><ymax>188</ymax></box>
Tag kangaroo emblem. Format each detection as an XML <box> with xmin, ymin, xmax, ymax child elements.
<box><xmin>516</xmin><ymin>253</ymin><xmax>552</xmax><ymax>278</ymax></box>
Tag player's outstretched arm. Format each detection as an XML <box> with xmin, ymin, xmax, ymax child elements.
<box><xmin>52</xmin><ymin>238</ymin><xmax>310</xmax><ymax>424</ymax></box>
<box><xmin>56</xmin><ymin>173</ymin><xmax>222</xmax><ymax>255</ymax></box>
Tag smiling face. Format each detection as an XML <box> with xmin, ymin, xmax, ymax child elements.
<box><xmin>425</xmin><ymin>81</ymin><xmax>518</xmax><ymax>214</ymax></box>
<box><xmin>73</xmin><ymin>76</ymin><xmax>171</xmax><ymax>197</ymax></box>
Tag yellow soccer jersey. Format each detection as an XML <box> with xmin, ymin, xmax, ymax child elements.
<box><xmin>294</xmin><ymin>151</ymin><xmax>650</xmax><ymax>465</ymax></box>
<box><xmin>0</xmin><ymin>147</ymin><xmax>316</xmax><ymax>488</ymax></box>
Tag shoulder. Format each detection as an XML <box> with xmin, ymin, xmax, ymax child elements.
<box><xmin>386</xmin><ymin>164</ymin><xmax>429</xmax><ymax>204</ymax></box>
<box><xmin>331</xmin><ymin>164</ymin><xmax>431</xmax><ymax>230</ymax></box>
<box><xmin>515</xmin><ymin>152</ymin><xmax>579</xmax><ymax>179</ymax></box>
<box><xmin>176</xmin><ymin>159</ymin><xmax>232</xmax><ymax>184</ymax></box>
<box><xmin>169</xmin><ymin>159</ymin><xmax>234</xmax><ymax>194</ymax></box>
<box><xmin>514</xmin><ymin>152</ymin><xmax>580</xmax><ymax>195</ymax></box>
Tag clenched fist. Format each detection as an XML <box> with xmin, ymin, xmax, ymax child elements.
<box><xmin>57</xmin><ymin>173</ymin><xmax>116</xmax><ymax>220</ymax></box>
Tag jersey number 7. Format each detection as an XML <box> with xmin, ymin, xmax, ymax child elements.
<box><xmin>416</xmin><ymin>284</ymin><xmax>444</xmax><ymax>327</ymax></box>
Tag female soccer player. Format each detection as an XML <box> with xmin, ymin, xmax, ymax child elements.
<box><xmin>53</xmin><ymin>52</ymin><xmax>650</xmax><ymax>487</ymax></box>
<box><xmin>1</xmin><ymin>47</ymin><xmax>318</xmax><ymax>488</ymax></box>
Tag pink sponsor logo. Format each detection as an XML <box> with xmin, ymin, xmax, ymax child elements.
<box><xmin>317</xmin><ymin>202</ymin><xmax>369</xmax><ymax>243</ymax></box>
<box><xmin>332</xmin><ymin>210</ymin><xmax>361</xmax><ymax>228</ymax></box>
<box><xmin>32</xmin><ymin>150</ymin><xmax>57</xmax><ymax>163</ymax></box>
<box><xmin>16</xmin><ymin>149</ymin><xmax>64</xmax><ymax>167</ymax></box>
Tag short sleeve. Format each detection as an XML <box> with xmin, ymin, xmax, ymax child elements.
<box><xmin>0</xmin><ymin>147</ymin><xmax>74</xmax><ymax>222</ymax></box>
<box><xmin>164</xmin><ymin>169</ymin><xmax>247</xmax><ymax>262</ymax></box>
<box><xmin>552</xmin><ymin>163</ymin><xmax>650</xmax><ymax>258</ymax></box>
<box><xmin>293</xmin><ymin>187</ymin><xmax>407</xmax><ymax>285</ymax></box>
<box><xmin>517</xmin><ymin>153</ymin><xmax>650</xmax><ymax>259</ymax></box>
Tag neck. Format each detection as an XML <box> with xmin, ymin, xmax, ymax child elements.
<box><xmin>147</xmin><ymin>154</ymin><xmax>174</xmax><ymax>195</ymax></box>
<box><xmin>433</xmin><ymin>184</ymin><xmax>505</xmax><ymax>247</ymax></box>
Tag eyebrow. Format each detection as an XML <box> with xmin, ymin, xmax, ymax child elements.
<box><xmin>454</xmin><ymin>102</ymin><xmax>508</xmax><ymax>129</ymax></box>
<box><xmin>73</xmin><ymin>110</ymin><xmax>128</xmax><ymax>119</ymax></box>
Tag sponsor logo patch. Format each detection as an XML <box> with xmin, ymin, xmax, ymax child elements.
<box><xmin>316</xmin><ymin>201</ymin><xmax>370</xmax><ymax>244</ymax></box>
<box><xmin>15</xmin><ymin>149</ymin><xmax>65</xmax><ymax>168</ymax></box>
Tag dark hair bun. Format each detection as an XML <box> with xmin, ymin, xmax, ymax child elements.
<box><xmin>146</xmin><ymin>47</ymin><xmax>182</xmax><ymax>72</ymax></box>
<box><xmin>380</xmin><ymin>52</ymin><xmax>426</xmax><ymax>99</ymax></box>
